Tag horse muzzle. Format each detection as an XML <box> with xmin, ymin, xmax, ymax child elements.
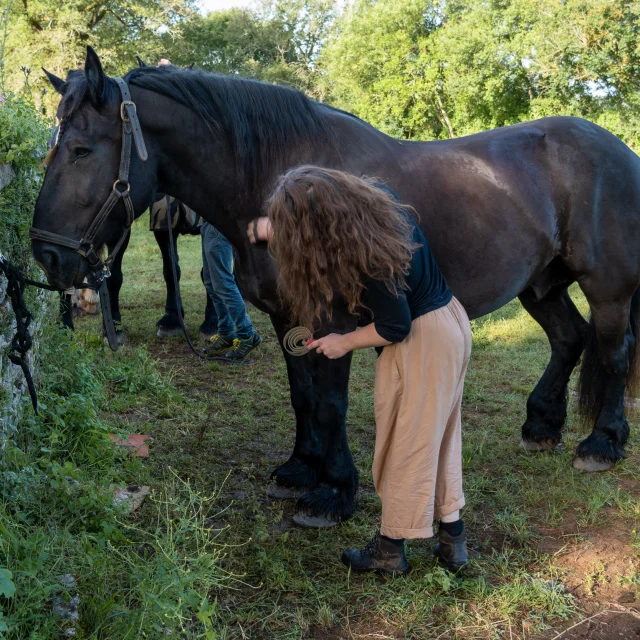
<box><xmin>31</xmin><ymin>240</ymin><xmax>89</xmax><ymax>290</ymax></box>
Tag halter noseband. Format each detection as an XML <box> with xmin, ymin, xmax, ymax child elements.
<box><xmin>29</xmin><ymin>78</ymin><xmax>148</xmax><ymax>284</ymax></box>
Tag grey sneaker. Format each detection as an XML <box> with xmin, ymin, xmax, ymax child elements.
<box><xmin>341</xmin><ymin>532</ymin><xmax>410</xmax><ymax>576</ymax></box>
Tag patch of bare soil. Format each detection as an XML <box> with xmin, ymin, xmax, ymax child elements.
<box><xmin>536</xmin><ymin>520</ymin><xmax>640</xmax><ymax>639</ymax></box>
<box><xmin>542</xmin><ymin>610</ymin><xmax>640</xmax><ymax>640</ymax></box>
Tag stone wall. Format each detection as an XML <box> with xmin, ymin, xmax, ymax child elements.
<box><xmin>0</xmin><ymin>165</ymin><xmax>49</xmax><ymax>440</ymax></box>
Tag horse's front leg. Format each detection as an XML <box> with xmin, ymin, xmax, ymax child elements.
<box><xmin>270</xmin><ymin>316</ymin><xmax>321</xmax><ymax>490</ymax></box>
<box><xmin>270</xmin><ymin>315</ymin><xmax>359</xmax><ymax>527</ymax></box>
<box><xmin>59</xmin><ymin>292</ymin><xmax>74</xmax><ymax>330</ymax></box>
<box><xmin>105</xmin><ymin>230</ymin><xmax>129</xmax><ymax>346</ymax></box>
<box><xmin>199</xmin><ymin>268</ymin><xmax>218</xmax><ymax>340</ymax></box>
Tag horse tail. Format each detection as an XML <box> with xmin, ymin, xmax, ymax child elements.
<box><xmin>578</xmin><ymin>288</ymin><xmax>640</xmax><ymax>423</ymax></box>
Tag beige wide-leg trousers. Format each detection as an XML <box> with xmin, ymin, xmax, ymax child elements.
<box><xmin>373</xmin><ymin>296</ymin><xmax>472</xmax><ymax>539</ymax></box>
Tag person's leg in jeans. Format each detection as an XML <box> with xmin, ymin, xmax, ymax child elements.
<box><xmin>199</xmin><ymin>266</ymin><xmax>219</xmax><ymax>341</ymax></box>
<box><xmin>201</xmin><ymin>222</ymin><xmax>236</xmax><ymax>353</ymax></box>
<box><xmin>201</xmin><ymin>222</ymin><xmax>261</xmax><ymax>358</ymax></box>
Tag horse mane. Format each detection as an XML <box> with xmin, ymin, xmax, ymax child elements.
<box><xmin>123</xmin><ymin>66</ymin><xmax>333</xmax><ymax>183</ymax></box>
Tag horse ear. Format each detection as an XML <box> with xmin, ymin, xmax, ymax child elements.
<box><xmin>84</xmin><ymin>46</ymin><xmax>106</xmax><ymax>105</ymax></box>
<box><xmin>42</xmin><ymin>68</ymin><xmax>65</xmax><ymax>94</ymax></box>
<box><xmin>184</xmin><ymin>62</ymin><xmax>194</xmax><ymax>70</ymax></box>
<box><xmin>136</xmin><ymin>56</ymin><xmax>147</xmax><ymax>68</ymax></box>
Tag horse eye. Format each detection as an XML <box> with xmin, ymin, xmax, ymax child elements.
<box><xmin>73</xmin><ymin>147</ymin><xmax>90</xmax><ymax>162</ymax></box>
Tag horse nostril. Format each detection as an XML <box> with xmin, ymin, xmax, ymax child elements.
<box><xmin>42</xmin><ymin>247</ymin><xmax>61</xmax><ymax>273</ymax></box>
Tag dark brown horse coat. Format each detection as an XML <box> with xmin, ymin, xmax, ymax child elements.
<box><xmin>32</xmin><ymin>48</ymin><xmax>640</xmax><ymax>523</ymax></box>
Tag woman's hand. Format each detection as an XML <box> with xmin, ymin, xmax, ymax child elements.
<box><xmin>308</xmin><ymin>333</ymin><xmax>351</xmax><ymax>359</ymax></box>
<box><xmin>247</xmin><ymin>217</ymin><xmax>272</xmax><ymax>243</ymax></box>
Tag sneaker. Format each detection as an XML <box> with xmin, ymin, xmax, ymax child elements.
<box><xmin>224</xmin><ymin>332</ymin><xmax>262</xmax><ymax>360</ymax></box>
<box><xmin>341</xmin><ymin>532</ymin><xmax>410</xmax><ymax>575</ymax></box>
<box><xmin>199</xmin><ymin>321</ymin><xmax>218</xmax><ymax>342</ymax></box>
<box><xmin>434</xmin><ymin>525</ymin><xmax>469</xmax><ymax>572</ymax></box>
<box><xmin>204</xmin><ymin>333</ymin><xmax>236</xmax><ymax>355</ymax></box>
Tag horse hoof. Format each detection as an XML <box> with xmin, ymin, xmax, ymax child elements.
<box><xmin>200</xmin><ymin>331</ymin><xmax>216</xmax><ymax>342</ymax></box>
<box><xmin>271</xmin><ymin>458</ymin><xmax>318</xmax><ymax>490</ymax></box>
<box><xmin>292</xmin><ymin>511</ymin><xmax>340</xmax><ymax>529</ymax></box>
<box><xmin>266</xmin><ymin>484</ymin><xmax>307</xmax><ymax>500</ymax></box>
<box><xmin>572</xmin><ymin>456</ymin><xmax>614</xmax><ymax>472</ymax></box>
<box><xmin>156</xmin><ymin>327</ymin><xmax>182</xmax><ymax>338</ymax></box>
<box><xmin>519</xmin><ymin>439</ymin><xmax>557</xmax><ymax>452</ymax></box>
<box><xmin>104</xmin><ymin>332</ymin><xmax>127</xmax><ymax>347</ymax></box>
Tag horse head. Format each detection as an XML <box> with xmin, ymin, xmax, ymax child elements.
<box><xmin>32</xmin><ymin>46</ymin><xmax>156</xmax><ymax>290</ymax></box>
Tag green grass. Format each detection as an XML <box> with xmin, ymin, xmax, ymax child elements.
<box><xmin>3</xmin><ymin>217</ymin><xmax>640</xmax><ymax>638</ymax></box>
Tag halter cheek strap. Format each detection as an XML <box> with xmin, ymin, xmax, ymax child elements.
<box><xmin>29</xmin><ymin>77</ymin><xmax>148</xmax><ymax>279</ymax></box>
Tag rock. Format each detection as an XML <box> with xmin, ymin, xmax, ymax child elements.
<box><xmin>0</xmin><ymin>164</ymin><xmax>16</xmax><ymax>191</ymax></box>
<box><xmin>52</xmin><ymin>574</ymin><xmax>79</xmax><ymax>637</ymax></box>
<box><xmin>619</xmin><ymin>590</ymin><xmax>636</xmax><ymax>603</ymax></box>
<box><xmin>112</xmin><ymin>484</ymin><xmax>151</xmax><ymax>512</ymax></box>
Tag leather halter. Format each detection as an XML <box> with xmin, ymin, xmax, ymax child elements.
<box><xmin>29</xmin><ymin>78</ymin><xmax>148</xmax><ymax>282</ymax></box>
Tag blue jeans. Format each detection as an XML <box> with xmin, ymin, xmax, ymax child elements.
<box><xmin>201</xmin><ymin>222</ymin><xmax>254</xmax><ymax>339</ymax></box>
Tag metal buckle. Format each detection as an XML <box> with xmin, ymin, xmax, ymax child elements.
<box><xmin>120</xmin><ymin>100</ymin><xmax>135</xmax><ymax>123</ymax></box>
<box><xmin>112</xmin><ymin>179</ymin><xmax>130</xmax><ymax>195</ymax></box>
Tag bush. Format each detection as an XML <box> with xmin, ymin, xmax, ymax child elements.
<box><xmin>0</xmin><ymin>93</ymin><xmax>49</xmax><ymax>267</ymax></box>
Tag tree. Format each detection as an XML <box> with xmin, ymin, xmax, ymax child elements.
<box><xmin>319</xmin><ymin>0</ymin><xmax>640</xmax><ymax>146</ymax></box>
<box><xmin>319</xmin><ymin>0</ymin><xmax>453</xmax><ymax>139</ymax></box>
<box><xmin>2</xmin><ymin>0</ymin><xmax>198</xmax><ymax>112</ymax></box>
<box><xmin>162</xmin><ymin>0</ymin><xmax>336</xmax><ymax>93</ymax></box>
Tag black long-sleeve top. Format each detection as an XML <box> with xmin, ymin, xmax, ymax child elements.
<box><xmin>358</xmin><ymin>187</ymin><xmax>452</xmax><ymax>345</ymax></box>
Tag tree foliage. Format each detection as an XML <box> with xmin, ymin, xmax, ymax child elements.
<box><xmin>2</xmin><ymin>0</ymin><xmax>640</xmax><ymax>145</ymax></box>
<box><xmin>2</xmin><ymin>0</ymin><xmax>198</xmax><ymax>107</ymax></box>
<box><xmin>320</xmin><ymin>0</ymin><xmax>640</xmax><ymax>146</ymax></box>
<box><xmin>163</xmin><ymin>0</ymin><xmax>335</xmax><ymax>92</ymax></box>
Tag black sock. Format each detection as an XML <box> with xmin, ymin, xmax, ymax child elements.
<box><xmin>439</xmin><ymin>519</ymin><xmax>464</xmax><ymax>537</ymax></box>
<box><xmin>380</xmin><ymin>533</ymin><xmax>404</xmax><ymax>547</ymax></box>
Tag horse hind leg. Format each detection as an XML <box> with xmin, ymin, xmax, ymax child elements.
<box><xmin>519</xmin><ymin>286</ymin><xmax>588</xmax><ymax>451</ymax></box>
<box><xmin>154</xmin><ymin>229</ymin><xmax>183</xmax><ymax>338</ymax></box>
<box><xmin>574</xmin><ymin>287</ymin><xmax>640</xmax><ymax>471</ymax></box>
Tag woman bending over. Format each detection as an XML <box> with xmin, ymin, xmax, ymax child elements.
<box><xmin>249</xmin><ymin>166</ymin><xmax>472</xmax><ymax>575</ymax></box>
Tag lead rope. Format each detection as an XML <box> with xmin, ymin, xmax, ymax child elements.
<box><xmin>100</xmin><ymin>279</ymin><xmax>120</xmax><ymax>352</ymax></box>
<box><xmin>164</xmin><ymin>197</ymin><xmax>253</xmax><ymax>365</ymax></box>
<box><xmin>0</xmin><ymin>253</ymin><xmax>96</xmax><ymax>413</ymax></box>
<box><xmin>0</xmin><ymin>255</ymin><xmax>38</xmax><ymax>412</ymax></box>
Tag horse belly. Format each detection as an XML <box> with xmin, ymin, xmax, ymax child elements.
<box><xmin>398</xmin><ymin>149</ymin><xmax>559</xmax><ymax>320</ymax></box>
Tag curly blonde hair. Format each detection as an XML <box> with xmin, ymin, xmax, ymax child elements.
<box><xmin>266</xmin><ymin>166</ymin><xmax>418</xmax><ymax>329</ymax></box>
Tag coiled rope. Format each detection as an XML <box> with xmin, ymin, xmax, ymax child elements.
<box><xmin>283</xmin><ymin>326</ymin><xmax>313</xmax><ymax>356</ymax></box>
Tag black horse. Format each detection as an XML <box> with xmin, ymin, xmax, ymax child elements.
<box><xmin>32</xmin><ymin>47</ymin><xmax>640</xmax><ymax>526</ymax></box>
<box><xmin>106</xmin><ymin>196</ymin><xmax>217</xmax><ymax>343</ymax></box>
<box><xmin>50</xmin><ymin>115</ymin><xmax>217</xmax><ymax>342</ymax></box>
<box><xmin>58</xmin><ymin>198</ymin><xmax>217</xmax><ymax>342</ymax></box>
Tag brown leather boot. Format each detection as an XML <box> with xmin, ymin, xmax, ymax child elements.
<box><xmin>434</xmin><ymin>526</ymin><xmax>469</xmax><ymax>572</ymax></box>
<box><xmin>341</xmin><ymin>532</ymin><xmax>410</xmax><ymax>576</ymax></box>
